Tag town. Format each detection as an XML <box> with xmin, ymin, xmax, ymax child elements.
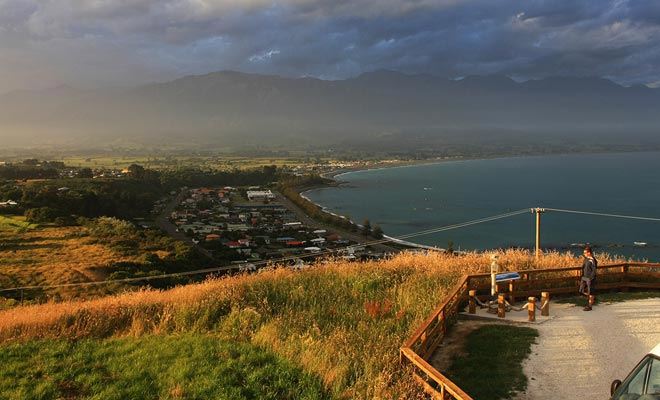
<box><xmin>162</xmin><ymin>186</ymin><xmax>381</xmax><ymax>271</ymax></box>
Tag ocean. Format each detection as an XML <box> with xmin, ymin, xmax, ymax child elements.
<box><xmin>304</xmin><ymin>152</ymin><xmax>660</xmax><ymax>261</ymax></box>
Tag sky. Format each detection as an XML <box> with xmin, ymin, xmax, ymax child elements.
<box><xmin>1</xmin><ymin>0</ymin><xmax>660</xmax><ymax>94</ymax></box>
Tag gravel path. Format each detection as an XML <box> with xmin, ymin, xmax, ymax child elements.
<box><xmin>513</xmin><ymin>298</ymin><xmax>660</xmax><ymax>400</ymax></box>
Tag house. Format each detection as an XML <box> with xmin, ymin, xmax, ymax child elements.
<box><xmin>226</xmin><ymin>223</ymin><xmax>249</xmax><ymax>232</ymax></box>
<box><xmin>0</xmin><ymin>200</ymin><xmax>18</xmax><ymax>207</ymax></box>
<box><xmin>286</xmin><ymin>240</ymin><xmax>305</xmax><ymax>247</ymax></box>
<box><xmin>196</xmin><ymin>225</ymin><xmax>214</xmax><ymax>234</ymax></box>
<box><xmin>246</xmin><ymin>190</ymin><xmax>275</xmax><ymax>202</ymax></box>
<box><xmin>205</xmin><ymin>234</ymin><xmax>221</xmax><ymax>241</ymax></box>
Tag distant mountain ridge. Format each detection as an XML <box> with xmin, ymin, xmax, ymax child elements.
<box><xmin>1</xmin><ymin>70</ymin><xmax>658</xmax><ymax>148</ymax></box>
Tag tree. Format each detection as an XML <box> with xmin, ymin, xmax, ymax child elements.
<box><xmin>372</xmin><ymin>224</ymin><xmax>384</xmax><ymax>239</ymax></box>
<box><xmin>78</xmin><ymin>168</ymin><xmax>94</xmax><ymax>178</ymax></box>
<box><xmin>127</xmin><ymin>164</ymin><xmax>146</xmax><ymax>180</ymax></box>
<box><xmin>262</xmin><ymin>165</ymin><xmax>277</xmax><ymax>176</ymax></box>
<box><xmin>342</xmin><ymin>215</ymin><xmax>353</xmax><ymax>230</ymax></box>
<box><xmin>447</xmin><ymin>240</ymin><xmax>454</xmax><ymax>255</ymax></box>
<box><xmin>24</xmin><ymin>207</ymin><xmax>61</xmax><ymax>222</ymax></box>
<box><xmin>362</xmin><ymin>218</ymin><xmax>372</xmax><ymax>237</ymax></box>
<box><xmin>22</xmin><ymin>159</ymin><xmax>39</xmax><ymax>166</ymax></box>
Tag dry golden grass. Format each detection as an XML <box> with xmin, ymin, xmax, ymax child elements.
<box><xmin>0</xmin><ymin>248</ymin><xmax>626</xmax><ymax>398</ymax></box>
<box><xmin>0</xmin><ymin>248</ymin><xmax>625</xmax><ymax>340</ymax></box>
<box><xmin>0</xmin><ymin>225</ymin><xmax>148</xmax><ymax>299</ymax></box>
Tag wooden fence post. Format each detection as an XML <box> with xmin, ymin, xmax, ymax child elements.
<box><xmin>498</xmin><ymin>294</ymin><xmax>506</xmax><ymax>318</ymax></box>
<box><xmin>528</xmin><ymin>296</ymin><xmax>536</xmax><ymax>322</ymax></box>
<box><xmin>509</xmin><ymin>280</ymin><xmax>516</xmax><ymax>304</ymax></box>
<box><xmin>469</xmin><ymin>290</ymin><xmax>476</xmax><ymax>314</ymax></box>
<box><xmin>541</xmin><ymin>291</ymin><xmax>549</xmax><ymax>316</ymax></box>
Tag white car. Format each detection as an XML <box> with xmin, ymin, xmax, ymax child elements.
<box><xmin>610</xmin><ymin>342</ymin><xmax>660</xmax><ymax>399</ymax></box>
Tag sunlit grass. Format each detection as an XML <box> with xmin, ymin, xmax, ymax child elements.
<box><xmin>0</xmin><ymin>333</ymin><xmax>328</xmax><ymax>400</ymax></box>
<box><xmin>0</xmin><ymin>226</ymin><xmax>145</xmax><ymax>300</ymax></box>
<box><xmin>443</xmin><ymin>324</ymin><xmax>539</xmax><ymax>400</ymax></box>
<box><xmin>57</xmin><ymin>154</ymin><xmax>317</xmax><ymax>170</ymax></box>
<box><xmin>0</xmin><ymin>249</ymin><xmax>614</xmax><ymax>398</ymax></box>
<box><xmin>0</xmin><ymin>215</ymin><xmax>38</xmax><ymax>231</ymax></box>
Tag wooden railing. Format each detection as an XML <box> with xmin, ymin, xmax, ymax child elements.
<box><xmin>400</xmin><ymin>262</ymin><xmax>660</xmax><ymax>400</ymax></box>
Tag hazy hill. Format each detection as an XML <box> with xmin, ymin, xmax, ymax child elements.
<box><xmin>1</xmin><ymin>70</ymin><xmax>659</xmax><ymax>149</ymax></box>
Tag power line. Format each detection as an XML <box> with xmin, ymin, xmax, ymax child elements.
<box><xmin>5</xmin><ymin>206</ymin><xmax>656</xmax><ymax>294</ymax></box>
<box><xmin>543</xmin><ymin>207</ymin><xmax>660</xmax><ymax>222</ymax></box>
<box><xmin>0</xmin><ymin>209</ymin><xmax>530</xmax><ymax>293</ymax></box>
<box><xmin>396</xmin><ymin>209</ymin><xmax>530</xmax><ymax>240</ymax></box>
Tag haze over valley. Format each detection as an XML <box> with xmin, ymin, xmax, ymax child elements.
<box><xmin>2</xmin><ymin>1</ymin><xmax>660</xmax><ymax>155</ymax></box>
<box><xmin>2</xmin><ymin>70</ymin><xmax>660</xmax><ymax>154</ymax></box>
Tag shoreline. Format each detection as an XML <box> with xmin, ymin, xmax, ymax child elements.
<box><xmin>320</xmin><ymin>157</ymin><xmax>461</xmax><ymax>181</ymax></box>
<box><xmin>319</xmin><ymin>149</ymin><xmax>660</xmax><ymax>182</ymax></box>
<box><xmin>300</xmin><ymin>151</ymin><xmax>660</xmax><ymax>260</ymax></box>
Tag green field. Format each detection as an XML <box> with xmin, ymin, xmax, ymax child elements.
<box><xmin>0</xmin><ymin>334</ymin><xmax>328</xmax><ymax>400</ymax></box>
<box><xmin>0</xmin><ymin>215</ymin><xmax>38</xmax><ymax>231</ymax></box>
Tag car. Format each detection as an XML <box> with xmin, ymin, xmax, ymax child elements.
<box><xmin>610</xmin><ymin>342</ymin><xmax>660</xmax><ymax>399</ymax></box>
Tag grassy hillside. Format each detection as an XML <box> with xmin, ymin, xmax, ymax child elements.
<box><xmin>0</xmin><ymin>250</ymin><xmax>625</xmax><ymax>399</ymax></box>
<box><xmin>0</xmin><ymin>221</ymin><xmax>142</xmax><ymax>300</ymax></box>
<box><xmin>0</xmin><ymin>220</ymin><xmax>199</xmax><ymax>303</ymax></box>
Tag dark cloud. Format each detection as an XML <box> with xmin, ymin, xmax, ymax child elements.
<box><xmin>1</xmin><ymin>0</ymin><xmax>660</xmax><ymax>93</ymax></box>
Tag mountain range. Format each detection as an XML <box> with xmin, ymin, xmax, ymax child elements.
<box><xmin>1</xmin><ymin>70</ymin><xmax>659</xmax><ymax>149</ymax></box>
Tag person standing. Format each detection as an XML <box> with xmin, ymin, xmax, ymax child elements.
<box><xmin>579</xmin><ymin>246</ymin><xmax>597</xmax><ymax>311</ymax></box>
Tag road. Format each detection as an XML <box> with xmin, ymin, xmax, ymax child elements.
<box><xmin>273</xmin><ymin>191</ymin><xmax>401</xmax><ymax>254</ymax></box>
<box><xmin>154</xmin><ymin>190</ymin><xmax>214</xmax><ymax>259</ymax></box>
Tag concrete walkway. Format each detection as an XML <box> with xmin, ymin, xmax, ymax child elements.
<box><xmin>451</xmin><ymin>297</ymin><xmax>660</xmax><ymax>399</ymax></box>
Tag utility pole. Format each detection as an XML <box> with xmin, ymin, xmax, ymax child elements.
<box><xmin>531</xmin><ymin>208</ymin><xmax>546</xmax><ymax>258</ymax></box>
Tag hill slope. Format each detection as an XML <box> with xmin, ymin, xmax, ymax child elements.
<box><xmin>0</xmin><ymin>250</ymin><xmax>617</xmax><ymax>398</ymax></box>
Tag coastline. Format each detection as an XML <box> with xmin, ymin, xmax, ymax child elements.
<box><xmin>320</xmin><ymin>157</ymin><xmax>460</xmax><ymax>181</ymax></box>
<box><xmin>301</xmin><ymin>151</ymin><xmax>660</xmax><ymax>260</ymax></box>
<box><xmin>319</xmin><ymin>149</ymin><xmax>660</xmax><ymax>181</ymax></box>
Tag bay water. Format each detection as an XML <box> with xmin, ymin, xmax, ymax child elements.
<box><xmin>304</xmin><ymin>152</ymin><xmax>660</xmax><ymax>261</ymax></box>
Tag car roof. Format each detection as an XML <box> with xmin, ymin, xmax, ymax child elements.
<box><xmin>651</xmin><ymin>342</ymin><xmax>660</xmax><ymax>357</ymax></box>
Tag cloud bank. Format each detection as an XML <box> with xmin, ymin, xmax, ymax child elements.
<box><xmin>1</xmin><ymin>0</ymin><xmax>659</xmax><ymax>93</ymax></box>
